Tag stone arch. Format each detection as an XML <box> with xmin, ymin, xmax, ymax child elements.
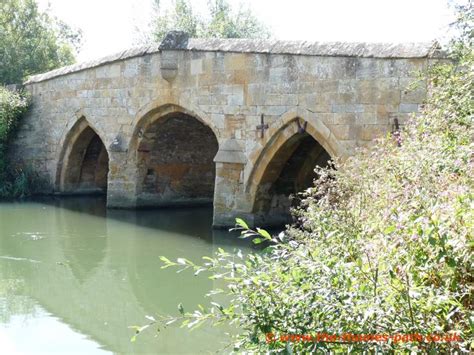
<box><xmin>128</xmin><ymin>99</ymin><xmax>220</xmax><ymax>151</ymax></box>
<box><xmin>56</xmin><ymin>116</ymin><xmax>109</xmax><ymax>194</ymax></box>
<box><xmin>130</xmin><ymin>103</ymin><xmax>219</xmax><ymax>207</ymax></box>
<box><xmin>246</xmin><ymin>110</ymin><xmax>341</xmax><ymax>225</ymax></box>
<box><xmin>245</xmin><ymin>109</ymin><xmax>343</xmax><ymax>187</ymax></box>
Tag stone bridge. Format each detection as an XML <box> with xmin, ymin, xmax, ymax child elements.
<box><xmin>11</xmin><ymin>32</ymin><xmax>440</xmax><ymax>227</ymax></box>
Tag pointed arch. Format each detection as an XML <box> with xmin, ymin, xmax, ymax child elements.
<box><xmin>128</xmin><ymin>100</ymin><xmax>220</xmax><ymax>153</ymax></box>
<box><xmin>246</xmin><ymin>110</ymin><xmax>344</xmax><ymax>193</ymax></box>
<box><xmin>129</xmin><ymin>103</ymin><xmax>219</xmax><ymax>207</ymax></box>
<box><xmin>245</xmin><ymin>109</ymin><xmax>344</xmax><ymax>225</ymax></box>
<box><xmin>56</xmin><ymin>116</ymin><xmax>110</xmax><ymax>193</ymax></box>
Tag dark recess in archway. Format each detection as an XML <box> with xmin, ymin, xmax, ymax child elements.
<box><xmin>254</xmin><ymin>132</ymin><xmax>331</xmax><ymax>226</ymax></box>
<box><xmin>62</xmin><ymin>126</ymin><xmax>109</xmax><ymax>194</ymax></box>
<box><xmin>136</xmin><ymin>112</ymin><xmax>219</xmax><ymax>207</ymax></box>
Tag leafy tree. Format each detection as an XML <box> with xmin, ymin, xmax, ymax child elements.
<box><xmin>0</xmin><ymin>0</ymin><xmax>82</xmax><ymax>85</ymax></box>
<box><xmin>151</xmin><ymin>0</ymin><xmax>200</xmax><ymax>40</ymax></box>
<box><xmin>143</xmin><ymin>0</ymin><xmax>270</xmax><ymax>42</ymax></box>
<box><xmin>134</xmin><ymin>3</ymin><xmax>473</xmax><ymax>353</ymax></box>
<box><xmin>449</xmin><ymin>1</ymin><xmax>473</xmax><ymax>59</ymax></box>
<box><xmin>202</xmin><ymin>0</ymin><xmax>269</xmax><ymax>39</ymax></box>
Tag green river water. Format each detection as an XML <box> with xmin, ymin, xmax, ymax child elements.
<box><xmin>0</xmin><ymin>196</ymin><xmax>250</xmax><ymax>354</ymax></box>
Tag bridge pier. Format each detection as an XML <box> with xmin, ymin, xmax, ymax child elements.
<box><xmin>212</xmin><ymin>139</ymin><xmax>254</xmax><ymax>228</ymax></box>
<box><xmin>212</xmin><ymin>162</ymin><xmax>255</xmax><ymax>228</ymax></box>
<box><xmin>106</xmin><ymin>151</ymin><xmax>138</xmax><ymax>208</ymax></box>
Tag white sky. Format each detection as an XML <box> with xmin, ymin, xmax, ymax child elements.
<box><xmin>36</xmin><ymin>0</ymin><xmax>458</xmax><ymax>62</ymax></box>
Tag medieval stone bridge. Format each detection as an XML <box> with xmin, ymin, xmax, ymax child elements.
<box><xmin>11</xmin><ymin>32</ymin><xmax>440</xmax><ymax>226</ymax></box>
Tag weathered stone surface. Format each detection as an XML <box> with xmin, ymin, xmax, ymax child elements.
<box><xmin>11</xmin><ymin>34</ymin><xmax>440</xmax><ymax>227</ymax></box>
<box><xmin>158</xmin><ymin>31</ymin><xmax>190</xmax><ymax>50</ymax></box>
<box><xmin>214</xmin><ymin>139</ymin><xmax>246</xmax><ymax>164</ymax></box>
<box><xmin>25</xmin><ymin>36</ymin><xmax>441</xmax><ymax>85</ymax></box>
<box><xmin>109</xmin><ymin>134</ymin><xmax>126</xmax><ymax>152</ymax></box>
<box><xmin>186</xmin><ymin>39</ymin><xmax>440</xmax><ymax>58</ymax></box>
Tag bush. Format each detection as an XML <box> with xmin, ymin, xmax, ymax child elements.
<box><xmin>0</xmin><ymin>86</ymin><xmax>31</xmax><ymax>198</ymax></box>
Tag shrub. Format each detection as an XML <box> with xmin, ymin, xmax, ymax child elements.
<box><xmin>0</xmin><ymin>86</ymin><xmax>31</xmax><ymax>197</ymax></box>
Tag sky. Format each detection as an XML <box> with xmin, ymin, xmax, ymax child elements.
<box><xmin>36</xmin><ymin>0</ymin><xmax>458</xmax><ymax>62</ymax></box>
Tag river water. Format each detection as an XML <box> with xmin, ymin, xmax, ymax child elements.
<box><xmin>0</xmin><ymin>196</ymin><xmax>250</xmax><ymax>354</ymax></box>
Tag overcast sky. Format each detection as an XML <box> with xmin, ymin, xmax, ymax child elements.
<box><xmin>36</xmin><ymin>0</ymin><xmax>458</xmax><ymax>62</ymax></box>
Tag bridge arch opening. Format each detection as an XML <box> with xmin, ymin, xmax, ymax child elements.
<box><xmin>58</xmin><ymin>119</ymin><xmax>109</xmax><ymax>194</ymax></box>
<box><xmin>251</xmin><ymin>127</ymin><xmax>331</xmax><ymax>226</ymax></box>
<box><xmin>135</xmin><ymin>111</ymin><xmax>218</xmax><ymax>207</ymax></box>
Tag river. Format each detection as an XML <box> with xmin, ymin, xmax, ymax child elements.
<box><xmin>0</xmin><ymin>196</ymin><xmax>250</xmax><ymax>354</ymax></box>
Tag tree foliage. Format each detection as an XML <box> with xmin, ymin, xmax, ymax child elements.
<box><xmin>0</xmin><ymin>87</ymin><xmax>30</xmax><ymax>197</ymax></box>
<box><xmin>0</xmin><ymin>0</ymin><xmax>82</xmax><ymax>85</ymax></box>
<box><xmin>144</xmin><ymin>0</ymin><xmax>270</xmax><ymax>42</ymax></box>
<box><xmin>135</xmin><ymin>4</ymin><xmax>473</xmax><ymax>353</ymax></box>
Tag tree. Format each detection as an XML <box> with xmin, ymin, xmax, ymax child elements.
<box><xmin>203</xmin><ymin>0</ymin><xmax>269</xmax><ymax>39</ymax></box>
<box><xmin>141</xmin><ymin>0</ymin><xmax>270</xmax><ymax>43</ymax></box>
<box><xmin>0</xmin><ymin>0</ymin><xmax>82</xmax><ymax>85</ymax></box>
<box><xmin>151</xmin><ymin>0</ymin><xmax>200</xmax><ymax>40</ymax></box>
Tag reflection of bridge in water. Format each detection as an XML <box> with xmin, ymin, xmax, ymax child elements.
<box><xmin>0</xmin><ymin>197</ymin><xmax>246</xmax><ymax>353</ymax></box>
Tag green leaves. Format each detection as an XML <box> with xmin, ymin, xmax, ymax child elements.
<box><xmin>232</xmin><ymin>218</ymin><xmax>273</xmax><ymax>245</ymax></box>
<box><xmin>235</xmin><ymin>218</ymin><xmax>249</xmax><ymax>230</ymax></box>
<box><xmin>0</xmin><ymin>86</ymin><xmax>30</xmax><ymax>196</ymax></box>
<box><xmin>143</xmin><ymin>0</ymin><xmax>271</xmax><ymax>43</ymax></box>
<box><xmin>252</xmin><ymin>228</ymin><xmax>272</xmax><ymax>245</ymax></box>
<box><xmin>158</xmin><ymin>256</ymin><xmax>174</xmax><ymax>268</ymax></box>
<box><xmin>0</xmin><ymin>0</ymin><xmax>81</xmax><ymax>85</ymax></box>
<box><xmin>256</xmin><ymin>228</ymin><xmax>272</xmax><ymax>240</ymax></box>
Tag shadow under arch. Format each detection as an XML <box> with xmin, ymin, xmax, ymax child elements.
<box><xmin>128</xmin><ymin>101</ymin><xmax>220</xmax><ymax>153</ymax></box>
<box><xmin>129</xmin><ymin>103</ymin><xmax>219</xmax><ymax>208</ymax></box>
<box><xmin>246</xmin><ymin>113</ymin><xmax>340</xmax><ymax>226</ymax></box>
<box><xmin>56</xmin><ymin>116</ymin><xmax>109</xmax><ymax>194</ymax></box>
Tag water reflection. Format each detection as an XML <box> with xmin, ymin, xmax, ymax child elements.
<box><xmin>0</xmin><ymin>197</ymin><xmax>249</xmax><ymax>354</ymax></box>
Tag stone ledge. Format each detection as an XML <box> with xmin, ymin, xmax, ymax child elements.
<box><xmin>214</xmin><ymin>139</ymin><xmax>246</xmax><ymax>164</ymax></box>
<box><xmin>25</xmin><ymin>32</ymin><xmax>443</xmax><ymax>85</ymax></box>
<box><xmin>186</xmin><ymin>38</ymin><xmax>441</xmax><ymax>59</ymax></box>
<box><xmin>24</xmin><ymin>44</ymin><xmax>160</xmax><ymax>85</ymax></box>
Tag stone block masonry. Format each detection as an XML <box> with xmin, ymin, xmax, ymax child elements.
<box><xmin>10</xmin><ymin>31</ymin><xmax>443</xmax><ymax>227</ymax></box>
